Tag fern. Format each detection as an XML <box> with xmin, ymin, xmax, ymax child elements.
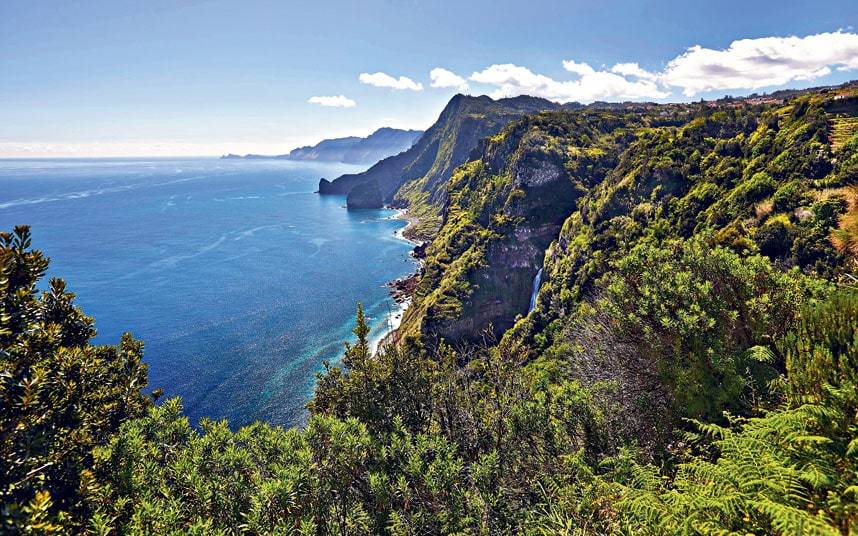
<box><xmin>616</xmin><ymin>291</ymin><xmax>858</xmax><ymax>535</ymax></box>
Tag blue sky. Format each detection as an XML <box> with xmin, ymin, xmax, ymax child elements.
<box><xmin>1</xmin><ymin>0</ymin><xmax>856</xmax><ymax>157</ymax></box>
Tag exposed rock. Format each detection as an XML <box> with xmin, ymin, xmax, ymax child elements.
<box><xmin>513</xmin><ymin>156</ymin><xmax>565</xmax><ymax>188</ymax></box>
<box><xmin>346</xmin><ymin>180</ymin><xmax>384</xmax><ymax>209</ymax></box>
<box><xmin>412</xmin><ymin>242</ymin><xmax>427</xmax><ymax>259</ymax></box>
<box><xmin>317</xmin><ymin>178</ymin><xmax>335</xmax><ymax>194</ymax></box>
<box><xmin>319</xmin><ymin>94</ymin><xmax>561</xmax><ymax>209</ymax></box>
<box><xmin>387</xmin><ymin>271</ymin><xmax>422</xmax><ymax>303</ymax></box>
<box><xmin>429</xmin><ymin>223</ymin><xmax>560</xmax><ymax>343</ymax></box>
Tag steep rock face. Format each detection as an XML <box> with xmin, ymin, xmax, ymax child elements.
<box><xmin>318</xmin><ymin>94</ymin><xmax>562</xmax><ymax>213</ymax></box>
<box><xmin>432</xmin><ymin>223</ymin><xmax>561</xmax><ymax>342</ymax></box>
<box><xmin>346</xmin><ymin>180</ymin><xmax>384</xmax><ymax>209</ymax></box>
<box><xmin>398</xmin><ymin>112</ymin><xmax>590</xmax><ymax>344</ymax></box>
<box><xmin>317</xmin><ymin>178</ymin><xmax>335</xmax><ymax>194</ymax></box>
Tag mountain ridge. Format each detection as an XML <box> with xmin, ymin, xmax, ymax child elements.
<box><xmin>5</xmin><ymin>82</ymin><xmax>858</xmax><ymax>535</ymax></box>
<box><xmin>222</xmin><ymin>127</ymin><xmax>423</xmax><ymax>165</ymax></box>
<box><xmin>318</xmin><ymin>94</ymin><xmax>569</xmax><ymax>221</ymax></box>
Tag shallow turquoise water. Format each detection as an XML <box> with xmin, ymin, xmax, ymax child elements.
<box><xmin>0</xmin><ymin>157</ymin><xmax>416</xmax><ymax>427</ymax></box>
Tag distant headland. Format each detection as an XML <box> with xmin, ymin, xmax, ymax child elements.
<box><xmin>221</xmin><ymin>127</ymin><xmax>422</xmax><ymax>165</ymax></box>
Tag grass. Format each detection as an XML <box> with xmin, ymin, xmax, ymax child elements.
<box><xmin>755</xmin><ymin>199</ymin><xmax>773</xmax><ymax>220</ymax></box>
<box><xmin>828</xmin><ymin>116</ymin><xmax>858</xmax><ymax>151</ymax></box>
<box><xmin>829</xmin><ymin>186</ymin><xmax>858</xmax><ymax>256</ymax></box>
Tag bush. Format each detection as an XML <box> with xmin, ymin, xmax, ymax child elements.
<box><xmin>585</xmin><ymin>237</ymin><xmax>828</xmax><ymax>422</ymax></box>
<box><xmin>756</xmin><ymin>214</ymin><xmax>794</xmax><ymax>257</ymax></box>
<box><xmin>771</xmin><ymin>179</ymin><xmax>806</xmax><ymax>213</ymax></box>
<box><xmin>0</xmin><ymin>226</ymin><xmax>151</xmax><ymax>531</ymax></box>
<box><xmin>618</xmin><ymin>290</ymin><xmax>858</xmax><ymax>535</ymax></box>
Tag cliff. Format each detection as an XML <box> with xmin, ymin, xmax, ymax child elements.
<box><xmin>399</xmin><ymin>86</ymin><xmax>858</xmax><ymax>350</ymax></box>
<box><xmin>318</xmin><ymin>94</ymin><xmax>563</xmax><ymax>220</ymax></box>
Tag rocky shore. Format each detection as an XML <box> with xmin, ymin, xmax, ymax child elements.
<box><xmin>395</xmin><ymin>207</ymin><xmax>426</xmax><ymax>269</ymax></box>
<box><xmin>386</xmin><ymin>209</ymin><xmax>425</xmax><ymax>304</ymax></box>
<box><xmin>374</xmin><ymin>208</ymin><xmax>426</xmax><ymax>352</ymax></box>
<box><xmin>386</xmin><ymin>270</ymin><xmax>421</xmax><ymax>303</ymax></box>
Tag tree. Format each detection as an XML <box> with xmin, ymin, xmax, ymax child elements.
<box><xmin>0</xmin><ymin>226</ymin><xmax>151</xmax><ymax>532</ymax></box>
<box><xmin>618</xmin><ymin>290</ymin><xmax>858</xmax><ymax>535</ymax></box>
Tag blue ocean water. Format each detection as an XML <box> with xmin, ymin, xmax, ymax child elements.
<box><xmin>0</xmin><ymin>158</ymin><xmax>416</xmax><ymax>427</ymax></box>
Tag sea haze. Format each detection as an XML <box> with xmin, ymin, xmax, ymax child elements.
<box><xmin>0</xmin><ymin>157</ymin><xmax>417</xmax><ymax>427</ymax></box>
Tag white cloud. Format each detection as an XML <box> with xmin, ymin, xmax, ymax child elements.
<box><xmin>429</xmin><ymin>67</ymin><xmax>469</xmax><ymax>90</ymax></box>
<box><xmin>562</xmin><ymin>60</ymin><xmax>596</xmax><ymax>76</ymax></box>
<box><xmin>662</xmin><ymin>31</ymin><xmax>858</xmax><ymax>95</ymax></box>
<box><xmin>465</xmin><ymin>31</ymin><xmax>858</xmax><ymax>103</ymax></box>
<box><xmin>470</xmin><ymin>63</ymin><xmax>668</xmax><ymax>103</ymax></box>
<box><xmin>359</xmin><ymin>71</ymin><xmax>424</xmax><ymax>91</ymax></box>
<box><xmin>307</xmin><ymin>95</ymin><xmax>357</xmax><ymax>108</ymax></box>
<box><xmin>610</xmin><ymin>62</ymin><xmax>658</xmax><ymax>80</ymax></box>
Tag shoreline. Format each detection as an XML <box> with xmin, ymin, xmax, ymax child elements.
<box><xmin>369</xmin><ymin>296</ymin><xmax>411</xmax><ymax>355</ymax></box>
<box><xmin>391</xmin><ymin>207</ymin><xmax>424</xmax><ymax>247</ymax></box>
<box><xmin>373</xmin><ymin>207</ymin><xmax>424</xmax><ymax>353</ymax></box>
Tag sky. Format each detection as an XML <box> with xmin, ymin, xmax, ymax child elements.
<box><xmin>1</xmin><ymin>0</ymin><xmax>857</xmax><ymax>157</ymax></box>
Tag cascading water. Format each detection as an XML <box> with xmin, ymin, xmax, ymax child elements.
<box><xmin>528</xmin><ymin>268</ymin><xmax>543</xmax><ymax>313</ymax></box>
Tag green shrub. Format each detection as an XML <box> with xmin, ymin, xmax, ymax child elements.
<box><xmin>0</xmin><ymin>226</ymin><xmax>151</xmax><ymax>531</ymax></box>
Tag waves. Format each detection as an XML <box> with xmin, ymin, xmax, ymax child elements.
<box><xmin>0</xmin><ymin>174</ymin><xmax>214</xmax><ymax>209</ymax></box>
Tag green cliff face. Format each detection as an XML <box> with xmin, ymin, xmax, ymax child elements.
<box><xmin>402</xmin><ymin>88</ymin><xmax>858</xmax><ymax>355</ymax></box>
<box><xmin>318</xmin><ymin>94</ymin><xmax>563</xmax><ymax>223</ymax></box>
<box><xmin>398</xmin><ymin>108</ymin><xmax>646</xmax><ymax>343</ymax></box>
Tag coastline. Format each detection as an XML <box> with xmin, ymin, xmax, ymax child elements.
<box><xmin>391</xmin><ymin>207</ymin><xmax>424</xmax><ymax>247</ymax></box>
<box><xmin>373</xmin><ymin>207</ymin><xmax>424</xmax><ymax>353</ymax></box>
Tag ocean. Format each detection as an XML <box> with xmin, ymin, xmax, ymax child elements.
<box><xmin>0</xmin><ymin>157</ymin><xmax>417</xmax><ymax>427</ymax></box>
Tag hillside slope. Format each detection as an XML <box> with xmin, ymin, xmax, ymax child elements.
<box><xmin>318</xmin><ymin>95</ymin><xmax>564</xmax><ymax>224</ymax></box>
<box><xmin>401</xmin><ymin>87</ymin><xmax>858</xmax><ymax>355</ymax></box>
<box><xmin>6</xmin><ymin>84</ymin><xmax>858</xmax><ymax>535</ymax></box>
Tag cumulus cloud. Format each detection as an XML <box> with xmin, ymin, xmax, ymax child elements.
<box><xmin>562</xmin><ymin>60</ymin><xmax>596</xmax><ymax>76</ymax></box>
<box><xmin>465</xmin><ymin>31</ymin><xmax>858</xmax><ymax>103</ymax></box>
<box><xmin>307</xmin><ymin>95</ymin><xmax>357</xmax><ymax>108</ymax></box>
<box><xmin>470</xmin><ymin>63</ymin><xmax>668</xmax><ymax>103</ymax></box>
<box><xmin>610</xmin><ymin>62</ymin><xmax>658</xmax><ymax>80</ymax></box>
<box><xmin>429</xmin><ymin>67</ymin><xmax>469</xmax><ymax>90</ymax></box>
<box><xmin>662</xmin><ymin>31</ymin><xmax>858</xmax><ymax>95</ymax></box>
<box><xmin>359</xmin><ymin>71</ymin><xmax>424</xmax><ymax>91</ymax></box>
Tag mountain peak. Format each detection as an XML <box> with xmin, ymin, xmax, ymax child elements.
<box><xmin>319</xmin><ymin>92</ymin><xmax>561</xmax><ymax>214</ymax></box>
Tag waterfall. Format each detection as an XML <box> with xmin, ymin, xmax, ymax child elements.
<box><xmin>528</xmin><ymin>268</ymin><xmax>543</xmax><ymax>313</ymax></box>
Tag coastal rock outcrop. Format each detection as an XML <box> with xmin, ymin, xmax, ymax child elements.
<box><xmin>317</xmin><ymin>178</ymin><xmax>336</xmax><ymax>194</ymax></box>
<box><xmin>319</xmin><ymin>94</ymin><xmax>562</xmax><ymax>232</ymax></box>
<box><xmin>346</xmin><ymin>180</ymin><xmax>384</xmax><ymax>209</ymax></box>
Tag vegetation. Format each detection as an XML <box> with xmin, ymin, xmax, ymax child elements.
<box><xmin>2</xmin><ymin>85</ymin><xmax>858</xmax><ymax>534</ymax></box>
<box><xmin>320</xmin><ymin>94</ymin><xmax>561</xmax><ymax>229</ymax></box>
<box><xmin>0</xmin><ymin>226</ymin><xmax>151</xmax><ymax>532</ymax></box>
